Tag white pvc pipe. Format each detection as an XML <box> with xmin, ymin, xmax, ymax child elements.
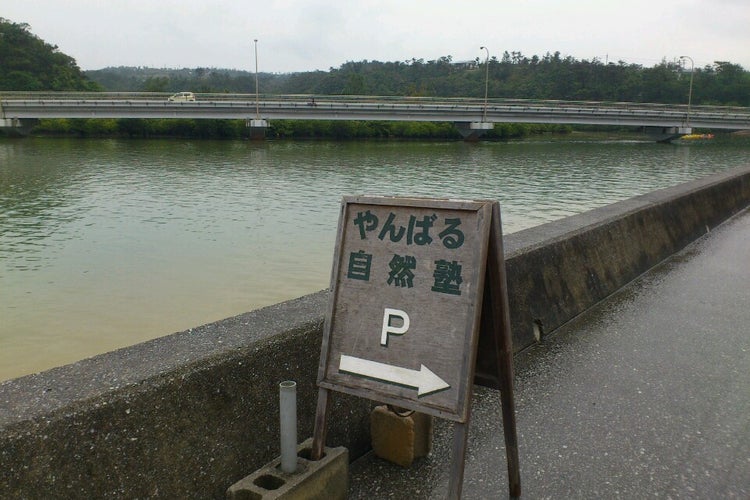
<box><xmin>279</xmin><ymin>380</ymin><xmax>298</xmax><ymax>473</ymax></box>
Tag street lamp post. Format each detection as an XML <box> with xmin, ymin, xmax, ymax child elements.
<box><xmin>480</xmin><ymin>46</ymin><xmax>490</xmax><ymax>122</ymax></box>
<box><xmin>254</xmin><ymin>39</ymin><xmax>260</xmax><ymax>120</ymax></box>
<box><xmin>248</xmin><ymin>38</ymin><xmax>268</xmax><ymax>138</ymax></box>
<box><xmin>679</xmin><ymin>55</ymin><xmax>694</xmax><ymax>128</ymax></box>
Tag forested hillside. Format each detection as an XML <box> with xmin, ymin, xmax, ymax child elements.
<box><xmin>87</xmin><ymin>52</ymin><xmax>750</xmax><ymax>106</ymax></box>
<box><xmin>0</xmin><ymin>18</ymin><xmax>100</xmax><ymax>91</ymax></box>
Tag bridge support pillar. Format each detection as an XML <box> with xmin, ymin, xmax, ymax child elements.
<box><xmin>0</xmin><ymin>118</ymin><xmax>35</xmax><ymax>136</ymax></box>
<box><xmin>645</xmin><ymin>126</ymin><xmax>691</xmax><ymax>143</ymax></box>
<box><xmin>246</xmin><ymin>119</ymin><xmax>269</xmax><ymax>140</ymax></box>
<box><xmin>0</xmin><ymin>118</ymin><xmax>21</xmax><ymax>128</ymax></box>
<box><xmin>456</xmin><ymin>121</ymin><xmax>494</xmax><ymax>142</ymax></box>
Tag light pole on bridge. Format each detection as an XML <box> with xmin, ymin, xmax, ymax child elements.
<box><xmin>248</xmin><ymin>38</ymin><xmax>268</xmax><ymax>137</ymax></box>
<box><xmin>254</xmin><ymin>39</ymin><xmax>260</xmax><ymax>120</ymax></box>
<box><xmin>480</xmin><ymin>46</ymin><xmax>490</xmax><ymax>122</ymax></box>
<box><xmin>679</xmin><ymin>55</ymin><xmax>694</xmax><ymax>129</ymax></box>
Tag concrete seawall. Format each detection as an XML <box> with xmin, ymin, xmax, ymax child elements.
<box><xmin>476</xmin><ymin>165</ymin><xmax>750</xmax><ymax>385</ymax></box>
<box><xmin>1</xmin><ymin>166</ymin><xmax>748</xmax><ymax>498</ymax></box>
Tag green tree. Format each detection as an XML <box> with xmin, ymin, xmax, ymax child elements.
<box><xmin>0</xmin><ymin>18</ymin><xmax>100</xmax><ymax>91</ymax></box>
<box><xmin>142</xmin><ymin>77</ymin><xmax>170</xmax><ymax>92</ymax></box>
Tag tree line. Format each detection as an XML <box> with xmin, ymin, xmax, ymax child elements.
<box><xmin>87</xmin><ymin>52</ymin><xmax>749</xmax><ymax>107</ymax></box>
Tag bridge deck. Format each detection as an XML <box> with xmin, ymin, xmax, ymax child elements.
<box><xmin>1</xmin><ymin>93</ymin><xmax>749</xmax><ymax>130</ymax></box>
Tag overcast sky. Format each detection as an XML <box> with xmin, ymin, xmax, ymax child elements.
<box><xmin>4</xmin><ymin>1</ymin><xmax>750</xmax><ymax>73</ymax></box>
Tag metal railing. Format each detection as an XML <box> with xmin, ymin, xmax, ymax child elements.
<box><xmin>1</xmin><ymin>92</ymin><xmax>748</xmax><ymax>129</ymax></box>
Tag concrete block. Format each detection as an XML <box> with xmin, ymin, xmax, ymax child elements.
<box><xmin>470</xmin><ymin>121</ymin><xmax>494</xmax><ymax>130</ymax></box>
<box><xmin>370</xmin><ymin>405</ymin><xmax>433</xmax><ymax>467</ymax></box>
<box><xmin>226</xmin><ymin>438</ymin><xmax>348</xmax><ymax>500</ymax></box>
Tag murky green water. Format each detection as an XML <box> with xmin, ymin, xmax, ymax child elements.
<box><xmin>1</xmin><ymin>136</ymin><xmax>748</xmax><ymax>380</ymax></box>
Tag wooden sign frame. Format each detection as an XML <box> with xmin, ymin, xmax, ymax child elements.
<box><xmin>312</xmin><ymin>196</ymin><xmax>520</xmax><ymax>499</ymax></box>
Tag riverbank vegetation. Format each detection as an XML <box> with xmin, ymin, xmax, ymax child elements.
<box><xmin>31</xmin><ymin>117</ymin><xmax>571</xmax><ymax>140</ymax></box>
<box><xmin>2</xmin><ymin>17</ymin><xmax>748</xmax><ymax>140</ymax></box>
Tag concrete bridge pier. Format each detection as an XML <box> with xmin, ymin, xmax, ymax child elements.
<box><xmin>246</xmin><ymin>118</ymin><xmax>269</xmax><ymax>140</ymax></box>
<box><xmin>0</xmin><ymin>118</ymin><xmax>35</xmax><ymax>136</ymax></box>
<box><xmin>456</xmin><ymin>121</ymin><xmax>494</xmax><ymax>141</ymax></box>
<box><xmin>645</xmin><ymin>125</ymin><xmax>691</xmax><ymax>143</ymax></box>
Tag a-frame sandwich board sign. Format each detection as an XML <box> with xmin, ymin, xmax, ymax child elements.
<box><xmin>311</xmin><ymin>196</ymin><xmax>520</xmax><ymax>498</ymax></box>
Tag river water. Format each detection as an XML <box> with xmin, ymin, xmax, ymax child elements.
<box><xmin>1</xmin><ymin>136</ymin><xmax>748</xmax><ymax>380</ymax></box>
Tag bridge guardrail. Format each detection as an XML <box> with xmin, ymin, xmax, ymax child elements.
<box><xmin>1</xmin><ymin>91</ymin><xmax>749</xmax><ymax>115</ymax></box>
<box><xmin>2</xmin><ymin>93</ymin><xmax>749</xmax><ymax>130</ymax></box>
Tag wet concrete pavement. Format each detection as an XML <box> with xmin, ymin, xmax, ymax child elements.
<box><xmin>348</xmin><ymin>208</ymin><xmax>750</xmax><ymax>499</ymax></box>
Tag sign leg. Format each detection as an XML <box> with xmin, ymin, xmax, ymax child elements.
<box><xmin>497</xmin><ymin>345</ymin><xmax>521</xmax><ymax>497</ymax></box>
<box><xmin>311</xmin><ymin>387</ymin><xmax>330</xmax><ymax>461</ymax></box>
<box><xmin>447</xmin><ymin>421</ymin><xmax>470</xmax><ymax>500</ymax></box>
<box><xmin>488</xmin><ymin>203</ymin><xmax>522</xmax><ymax>497</ymax></box>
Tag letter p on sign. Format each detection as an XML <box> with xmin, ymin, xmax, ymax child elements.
<box><xmin>381</xmin><ymin>308</ymin><xmax>410</xmax><ymax>346</ymax></box>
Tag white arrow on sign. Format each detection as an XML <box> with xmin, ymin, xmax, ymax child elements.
<box><xmin>339</xmin><ymin>354</ymin><xmax>450</xmax><ymax>397</ymax></box>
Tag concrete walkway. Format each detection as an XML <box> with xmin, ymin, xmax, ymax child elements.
<box><xmin>348</xmin><ymin>208</ymin><xmax>750</xmax><ymax>499</ymax></box>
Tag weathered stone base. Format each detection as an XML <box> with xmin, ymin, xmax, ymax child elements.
<box><xmin>370</xmin><ymin>405</ymin><xmax>433</xmax><ymax>467</ymax></box>
<box><xmin>226</xmin><ymin>438</ymin><xmax>348</xmax><ymax>500</ymax></box>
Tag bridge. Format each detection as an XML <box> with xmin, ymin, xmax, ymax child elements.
<box><xmin>2</xmin><ymin>92</ymin><xmax>749</xmax><ymax>140</ymax></box>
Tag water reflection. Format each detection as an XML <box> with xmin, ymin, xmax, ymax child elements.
<box><xmin>1</xmin><ymin>137</ymin><xmax>748</xmax><ymax>380</ymax></box>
